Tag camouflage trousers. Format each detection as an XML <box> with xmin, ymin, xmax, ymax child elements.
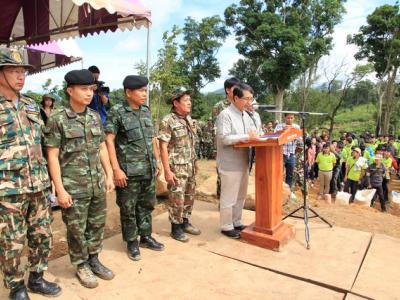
<box><xmin>168</xmin><ymin>163</ymin><xmax>196</xmax><ymax>224</ymax></box>
<box><xmin>0</xmin><ymin>190</ymin><xmax>53</xmax><ymax>289</ymax></box>
<box><xmin>292</xmin><ymin>171</ymin><xmax>308</xmax><ymax>195</ymax></box>
<box><xmin>61</xmin><ymin>193</ymin><xmax>106</xmax><ymax>266</ymax></box>
<box><xmin>116</xmin><ymin>178</ymin><xmax>155</xmax><ymax>241</ymax></box>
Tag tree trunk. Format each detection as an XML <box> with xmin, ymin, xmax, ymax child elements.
<box><xmin>382</xmin><ymin>66</ymin><xmax>398</xmax><ymax>134</ymax></box>
<box><xmin>274</xmin><ymin>88</ymin><xmax>285</xmax><ymax>122</ymax></box>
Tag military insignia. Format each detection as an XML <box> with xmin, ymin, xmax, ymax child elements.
<box><xmin>26</xmin><ymin>104</ymin><xmax>37</xmax><ymax>112</ymax></box>
<box><xmin>10</xmin><ymin>51</ymin><xmax>23</xmax><ymax>63</ymax></box>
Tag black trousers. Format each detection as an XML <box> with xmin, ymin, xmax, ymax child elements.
<box><xmin>371</xmin><ymin>184</ymin><xmax>386</xmax><ymax>210</ymax></box>
<box><xmin>382</xmin><ymin>178</ymin><xmax>389</xmax><ymax>202</ymax></box>
<box><xmin>344</xmin><ymin>179</ymin><xmax>359</xmax><ymax>201</ymax></box>
<box><xmin>330</xmin><ymin>167</ymin><xmax>341</xmax><ymax>195</ymax></box>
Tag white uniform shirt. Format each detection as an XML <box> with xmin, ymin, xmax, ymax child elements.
<box><xmin>216</xmin><ymin>104</ymin><xmax>256</xmax><ymax>171</ymax></box>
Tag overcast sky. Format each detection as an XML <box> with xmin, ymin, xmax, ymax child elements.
<box><xmin>23</xmin><ymin>0</ymin><xmax>395</xmax><ymax>94</ymax></box>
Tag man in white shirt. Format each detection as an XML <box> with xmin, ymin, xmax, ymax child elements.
<box><xmin>274</xmin><ymin>113</ymin><xmax>301</xmax><ymax>200</ymax></box>
<box><xmin>216</xmin><ymin>83</ymin><xmax>258</xmax><ymax>239</ymax></box>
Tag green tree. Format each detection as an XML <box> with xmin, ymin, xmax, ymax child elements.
<box><xmin>229</xmin><ymin>58</ymin><xmax>270</xmax><ymax>102</ymax></box>
<box><xmin>350</xmin><ymin>3</ymin><xmax>400</xmax><ymax>134</ymax></box>
<box><xmin>225</xmin><ymin>0</ymin><xmax>346</xmax><ymax>120</ymax></box>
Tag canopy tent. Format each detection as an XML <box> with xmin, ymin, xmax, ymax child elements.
<box><xmin>0</xmin><ymin>0</ymin><xmax>152</xmax><ymax>103</ymax></box>
<box><xmin>25</xmin><ymin>39</ymin><xmax>82</xmax><ymax>74</ymax></box>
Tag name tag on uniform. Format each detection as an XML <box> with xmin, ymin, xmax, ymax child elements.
<box><xmin>26</xmin><ymin>104</ymin><xmax>38</xmax><ymax>113</ymax></box>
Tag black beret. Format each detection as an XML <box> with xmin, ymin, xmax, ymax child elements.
<box><xmin>65</xmin><ymin>69</ymin><xmax>95</xmax><ymax>86</ymax></box>
<box><xmin>123</xmin><ymin>75</ymin><xmax>148</xmax><ymax>90</ymax></box>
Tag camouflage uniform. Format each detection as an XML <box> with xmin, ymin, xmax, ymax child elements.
<box><xmin>105</xmin><ymin>102</ymin><xmax>156</xmax><ymax>242</ymax></box>
<box><xmin>0</xmin><ymin>94</ymin><xmax>52</xmax><ymax>289</ymax></box>
<box><xmin>292</xmin><ymin>150</ymin><xmax>308</xmax><ymax>196</ymax></box>
<box><xmin>158</xmin><ymin>111</ymin><xmax>197</xmax><ymax>224</ymax></box>
<box><xmin>192</xmin><ymin>120</ymin><xmax>202</xmax><ymax>159</ymax></box>
<box><xmin>201</xmin><ymin>121</ymin><xmax>215</xmax><ymax>159</ymax></box>
<box><xmin>44</xmin><ymin>105</ymin><xmax>106</xmax><ymax>266</ymax></box>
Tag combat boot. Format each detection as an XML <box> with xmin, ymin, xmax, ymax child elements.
<box><xmin>127</xmin><ymin>240</ymin><xmax>141</xmax><ymax>261</ymax></box>
<box><xmin>140</xmin><ymin>235</ymin><xmax>165</xmax><ymax>251</ymax></box>
<box><xmin>182</xmin><ymin>218</ymin><xmax>201</xmax><ymax>235</ymax></box>
<box><xmin>27</xmin><ymin>271</ymin><xmax>61</xmax><ymax>297</ymax></box>
<box><xmin>76</xmin><ymin>263</ymin><xmax>98</xmax><ymax>289</ymax></box>
<box><xmin>88</xmin><ymin>254</ymin><xmax>115</xmax><ymax>280</ymax></box>
<box><xmin>9</xmin><ymin>281</ymin><xmax>30</xmax><ymax>300</ymax></box>
<box><xmin>171</xmin><ymin>223</ymin><xmax>189</xmax><ymax>242</ymax></box>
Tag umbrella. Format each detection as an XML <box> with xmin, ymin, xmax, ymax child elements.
<box><xmin>0</xmin><ymin>0</ymin><xmax>151</xmax><ymax>46</ymax></box>
<box><xmin>26</xmin><ymin>39</ymin><xmax>82</xmax><ymax>74</ymax></box>
<box><xmin>0</xmin><ymin>0</ymin><xmax>152</xmax><ymax>104</ymax></box>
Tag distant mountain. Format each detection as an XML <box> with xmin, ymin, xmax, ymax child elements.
<box><xmin>208</xmin><ymin>88</ymin><xmax>225</xmax><ymax>95</ymax></box>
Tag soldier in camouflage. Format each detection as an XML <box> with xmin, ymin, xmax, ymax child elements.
<box><xmin>213</xmin><ymin>77</ymin><xmax>241</xmax><ymax>198</ymax></box>
<box><xmin>201</xmin><ymin>118</ymin><xmax>215</xmax><ymax>159</ymax></box>
<box><xmin>105</xmin><ymin>75</ymin><xmax>164</xmax><ymax>261</ymax></box>
<box><xmin>158</xmin><ymin>87</ymin><xmax>201</xmax><ymax>242</ymax></box>
<box><xmin>0</xmin><ymin>49</ymin><xmax>61</xmax><ymax>300</ymax></box>
<box><xmin>192</xmin><ymin>119</ymin><xmax>203</xmax><ymax>159</ymax></box>
<box><xmin>290</xmin><ymin>141</ymin><xmax>308</xmax><ymax>204</ymax></box>
<box><xmin>45</xmin><ymin>69</ymin><xmax>115</xmax><ymax>289</ymax></box>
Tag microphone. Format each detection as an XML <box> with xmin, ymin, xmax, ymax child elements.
<box><xmin>252</xmin><ymin>104</ymin><xmax>277</xmax><ymax>111</ymax></box>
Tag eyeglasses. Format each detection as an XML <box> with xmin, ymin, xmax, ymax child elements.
<box><xmin>239</xmin><ymin>96</ymin><xmax>254</xmax><ymax>102</ymax></box>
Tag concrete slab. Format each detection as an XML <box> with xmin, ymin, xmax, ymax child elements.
<box><xmin>352</xmin><ymin>234</ymin><xmax>400</xmax><ymax>300</ymax></box>
<box><xmin>152</xmin><ymin>200</ymin><xmax>372</xmax><ymax>291</ymax></box>
<box><xmin>345</xmin><ymin>293</ymin><xmax>369</xmax><ymax>300</ymax></box>
<box><xmin>46</xmin><ymin>233</ymin><xmax>343</xmax><ymax>300</ymax></box>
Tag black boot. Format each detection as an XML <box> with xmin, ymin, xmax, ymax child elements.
<box><xmin>27</xmin><ymin>271</ymin><xmax>62</xmax><ymax>297</ymax></box>
<box><xmin>88</xmin><ymin>254</ymin><xmax>115</xmax><ymax>280</ymax></box>
<box><xmin>140</xmin><ymin>235</ymin><xmax>165</xmax><ymax>251</ymax></box>
<box><xmin>182</xmin><ymin>218</ymin><xmax>201</xmax><ymax>235</ymax></box>
<box><xmin>9</xmin><ymin>281</ymin><xmax>30</xmax><ymax>300</ymax></box>
<box><xmin>127</xmin><ymin>240</ymin><xmax>141</xmax><ymax>261</ymax></box>
<box><xmin>171</xmin><ymin>223</ymin><xmax>189</xmax><ymax>242</ymax></box>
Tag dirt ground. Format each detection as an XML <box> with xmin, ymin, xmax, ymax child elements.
<box><xmin>48</xmin><ymin>159</ymin><xmax>400</xmax><ymax>261</ymax></box>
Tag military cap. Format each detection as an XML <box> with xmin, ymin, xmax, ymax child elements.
<box><xmin>64</xmin><ymin>69</ymin><xmax>95</xmax><ymax>87</ymax></box>
<box><xmin>0</xmin><ymin>48</ymin><xmax>34</xmax><ymax>70</ymax></box>
<box><xmin>41</xmin><ymin>93</ymin><xmax>56</xmax><ymax>106</ymax></box>
<box><xmin>167</xmin><ymin>87</ymin><xmax>191</xmax><ymax>104</ymax></box>
<box><xmin>123</xmin><ymin>75</ymin><xmax>148</xmax><ymax>90</ymax></box>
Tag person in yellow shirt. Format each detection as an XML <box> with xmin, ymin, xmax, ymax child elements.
<box><xmin>382</xmin><ymin>148</ymin><xmax>392</xmax><ymax>203</ymax></box>
<box><xmin>344</xmin><ymin>148</ymin><xmax>368</xmax><ymax>202</ymax></box>
<box><xmin>315</xmin><ymin>143</ymin><xmax>337</xmax><ymax>197</ymax></box>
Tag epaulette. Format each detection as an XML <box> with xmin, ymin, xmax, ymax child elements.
<box><xmin>141</xmin><ymin>104</ymin><xmax>150</xmax><ymax>111</ymax></box>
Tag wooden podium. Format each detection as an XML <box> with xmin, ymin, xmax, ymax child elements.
<box><xmin>234</xmin><ymin>127</ymin><xmax>302</xmax><ymax>251</ymax></box>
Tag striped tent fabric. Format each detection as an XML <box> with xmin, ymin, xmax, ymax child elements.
<box><xmin>0</xmin><ymin>0</ymin><xmax>151</xmax><ymax>46</ymax></box>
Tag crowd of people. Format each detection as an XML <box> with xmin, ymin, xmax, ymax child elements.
<box><xmin>274</xmin><ymin>115</ymin><xmax>399</xmax><ymax>213</ymax></box>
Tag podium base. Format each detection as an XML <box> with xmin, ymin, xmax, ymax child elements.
<box><xmin>241</xmin><ymin>222</ymin><xmax>295</xmax><ymax>251</ymax></box>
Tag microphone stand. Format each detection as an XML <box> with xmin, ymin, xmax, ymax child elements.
<box><xmin>260</xmin><ymin>109</ymin><xmax>332</xmax><ymax>250</ymax></box>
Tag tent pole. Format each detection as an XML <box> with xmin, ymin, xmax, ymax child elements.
<box><xmin>146</xmin><ymin>23</ymin><xmax>151</xmax><ymax>107</ymax></box>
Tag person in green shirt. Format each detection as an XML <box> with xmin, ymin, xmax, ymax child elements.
<box><xmin>315</xmin><ymin>143</ymin><xmax>337</xmax><ymax>196</ymax></box>
<box><xmin>382</xmin><ymin>148</ymin><xmax>392</xmax><ymax>203</ymax></box>
<box><xmin>344</xmin><ymin>147</ymin><xmax>367</xmax><ymax>202</ymax></box>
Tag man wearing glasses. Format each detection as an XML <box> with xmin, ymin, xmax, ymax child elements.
<box><xmin>216</xmin><ymin>83</ymin><xmax>258</xmax><ymax>239</ymax></box>
<box><xmin>0</xmin><ymin>49</ymin><xmax>62</xmax><ymax>299</ymax></box>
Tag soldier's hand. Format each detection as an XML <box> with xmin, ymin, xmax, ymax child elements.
<box><xmin>114</xmin><ymin>168</ymin><xmax>128</xmax><ymax>188</ymax></box>
<box><xmin>155</xmin><ymin>161</ymin><xmax>162</xmax><ymax>177</ymax></box>
<box><xmin>165</xmin><ymin>170</ymin><xmax>178</xmax><ymax>186</ymax></box>
<box><xmin>58</xmin><ymin>190</ymin><xmax>73</xmax><ymax>208</ymax></box>
<box><xmin>105</xmin><ymin>176</ymin><xmax>115</xmax><ymax>193</ymax></box>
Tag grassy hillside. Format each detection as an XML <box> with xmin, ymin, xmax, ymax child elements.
<box><xmin>325</xmin><ymin>103</ymin><xmax>377</xmax><ymax>136</ymax></box>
